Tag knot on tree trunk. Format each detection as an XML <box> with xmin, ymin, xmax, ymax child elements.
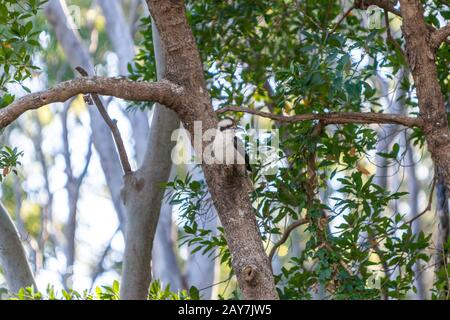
<box><xmin>120</xmin><ymin>173</ymin><xmax>145</xmax><ymax>205</ymax></box>
<box><xmin>243</xmin><ymin>265</ymin><xmax>257</xmax><ymax>283</ymax></box>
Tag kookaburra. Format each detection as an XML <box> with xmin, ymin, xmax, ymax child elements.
<box><xmin>213</xmin><ymin>117</ymin><xmax>252</xmax><ymax>172</ymax></box>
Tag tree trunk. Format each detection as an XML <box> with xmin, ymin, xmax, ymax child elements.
<box><xmin>145</xmin><ymin>0</ymin><xmax>278</xmax><ymax>299</ymax></box>
<box><xmin>399</xmin><ymin>0</ymin><xmax>450</xmax><ymax>190</ymax></box>
<box><xmin>0</xmin><ymin>202</ymin><xmax>36</xmax><ymax>294</ymax></box>
<box><xmin>399</xmin><ymin>0</ymin><xmax>450</xmax><ymax>298</ymax></box>
<box><xmin>99</xmin><ymin>0</ymin><xmax>186</xmax><ymax>294</ymax></box>
<box><xmin>60</xmin><ymin>102</ymin><xmax>92</xmax><ymax>288</ymax></box>
<box><xmin>119</xmin><ymin>14</ymin><xmax>181</xmax><ymax>299</ymax></box>
<box><xmin>120</xmin><ymin>103</ymin><xmax>179</xmax><ymax>299</ymax></box>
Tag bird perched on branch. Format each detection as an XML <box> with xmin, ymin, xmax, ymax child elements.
<box><xmin>213</xmin><ymin>117</ymin><xmax>252</xmax><ymax>172</ymax></box>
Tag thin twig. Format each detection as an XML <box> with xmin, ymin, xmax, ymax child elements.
<box><xmin>216</xmin><ymin>105</ymin><xmax>423</xmax><ymax>128</ymax></box>
<box><xmin>75</xmin><ymin>137</ymin><xmax>93</xmax><ymax>190</ymax></box>
<box><xmin>328</xmin><ymin>5</ymin><xmax>355</xmax><ymax>37</ymax></box>
<box><xmin>383</xmin><ymin>10</ymin><xmax>406</xmax><ymax>58</ymax></box>
<box><xmin>431</xmin><ymin>23</ymin><xmax>450</xmax><ymax>49</ymax></box>
<box><xmin>403</xmin><ymin>176</ymin><xmax>437</xmax><ymax>226</ymax></box>
<box><xmin>75</xmin><ymin>66</ymin><xmax>132</xmax><ymax>174</ymax></box>
<box><xmin>368</xmin><ymin>175</ymin><xmax>437</xmax><ymax>248</ymax></box>
<box><xmin>322</xmin><ymin>242</ymin><xmax>354</xmax><ymax>277</ymax></box>
<box><xmin>198</xmin><ymin>275</ymin><xmax>233</xmax><ymax>292</ymax></box>
<box><xmin>268</xmin><ymin>218</ymin><xmax>309</xmax><ymax>260</ymax></box>
<box><xmin>90</xmin><ymin>226</ymin><xmax>121</xmax><ymax>290</ymax></box>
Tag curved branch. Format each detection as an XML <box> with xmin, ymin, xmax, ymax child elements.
<box><xmin>384</xmin><ymin>9</ymin><xmax>406</xmax><ymax>58</ymax></box>
<box><xmin>268</xmin><ymin>218</ymin><xmax>309</xmax><ymax>261</ymax></box>
<box><xmin>0</xmin><ymin>77</ymin><xmax>184</xmax><ymax>129</ymax></box>
<box><xmin>328</xmin><ymin>5</ymin><xmax>355</xmax><ymax>36</ymax></box>
<box><xmin>431</xmin><ymin>23</ymin><xmax>450</xmax><ymax>48</ymax></box>
<box><xmin>216</xmin><ymin>106</ymin><xmax>424</xmax><ymax>128</ymax></box>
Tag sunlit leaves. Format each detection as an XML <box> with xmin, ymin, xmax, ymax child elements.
<box><xmin>0</xmin><ymin>0</ymin><xmax>46</xmax><ymax>91</ymax></box>
<box><xmin>0</xmin><ymin>145</ymin><xmax>23</xmax><ymax>182</ymax></box>
<box><xmin>10</xmin><ymin>280</ymin><xmax>199</xmax><ymax>300</ymax></box>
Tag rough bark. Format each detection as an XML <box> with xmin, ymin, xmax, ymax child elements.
<box><xmin>149</xmin><ymin>17</ymin><xmax>184</xmax><ymax>291</ymax></box>
<box><xmin>398</xmin><ymin>0</ymin><xmax>450</xmax><ymax>295</ymax></box>
<box><xmin>0</xmin><ymin>202</ymin><xmax>36</xmax><ymax>294</ymax></box>
<box><xmin>217</xmin><ymin>106</ymin><xmax>423</xmax><ymax>127</ymax></box>
<box><xmin>145</xmin><ymin>0</ymin><xmax>278</xmax><ymax>299</ymax></box>
<box><xmin>399</xmin><ymin>0</ymin><xmax>450</xmax><ymax>191</ymax></box>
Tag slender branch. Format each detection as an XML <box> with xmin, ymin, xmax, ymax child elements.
<box><xmin>216</xmin><ymin>106</ymin><xmax>424</xmax><ymax>128</ymax></box>
<box><xmin>75</xmin><ymin>136</ymin><xmax>93</xmax><ymax>190</ymax></box>
<box><xmin>90</xmin><ymin>226</ymin><xmax>121</xmax><ymax>289</ymax></box>
<box><xmin>328</xmin><ymin>5</ymin><xmax>355</xmax><ymax>37</ymax></box>
<box><xmin>0</xmin><ymin>77</ymin><xmax>183</xmax><ymax>129</ymax></box>
<box><xmin>61</xmin><ymin>100</ymin><xmax>75</xmax><ymax>182</ymax></box>
<box><xmin>268</xmin><ymin>218</ymin><xmax>309</xmax><ymax>260</ymax></box>
<box><xmin>76</xmin><ymin>67</ymin><xmax>132</xmax><ymax>174</ymax></box>
<box><xmin>403</xmin><ymin>176</ymin><xmax>437</xmax><ymax>226</ymax></box>
<box><xmin>384</xmin><ymin>9</ymin><xmax>406</xmax><ymax>58</ymax></box>
<box><xmin>431</xmin><ymin>23</ymin><xmax>450</xmax><ymax>48</ymax></box>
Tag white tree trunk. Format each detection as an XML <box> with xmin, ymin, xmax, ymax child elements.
<box><xmin>99</xmin><ymin>1</ymin><xmax>185</xmax><ymax>291</ymax></box>
<box><xmin>0</xmin><ymin>202</ymin><xmax>36</xmax><ymax>294</ymax></box>
<box><xmin>119</xmin><ymin>18</ymin><xmax>180</xmax><ymax>300</ymax></box>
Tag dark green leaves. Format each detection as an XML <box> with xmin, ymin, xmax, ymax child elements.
<box><xmin>0</xmin><ymin>145</ymin><xmax>23</xmax><ymax>182</ymax></box>
<box><xmin>0</xmin><ymin>0</ymin><xmax>45</xmax><ymax>91</ymax></box>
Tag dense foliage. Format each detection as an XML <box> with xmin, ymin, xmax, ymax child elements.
<box><xmin>157</xmin><ymin>0</ymin><xmax>447</xmax><ymax>299</ymax></box>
